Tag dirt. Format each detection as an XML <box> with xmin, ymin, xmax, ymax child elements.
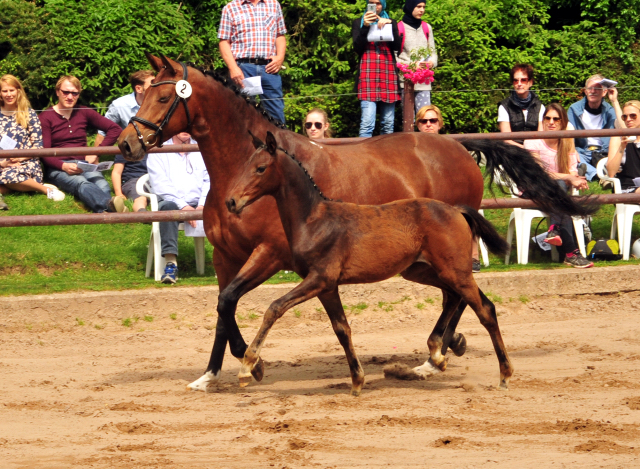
<box><xmin>2</xmin><ymin>277</ymin><xmax>640</xmax><ymax>468</ymax></box>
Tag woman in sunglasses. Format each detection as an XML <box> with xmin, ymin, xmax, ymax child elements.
<box><xmin>39</xmin><ymin>75</ymin><xmax>125</xmax><ymax>213</ymax></box>
<box><xmin>303</xmin><ymin>108</ymin><xmax>332</xmax><ymax>140</ymax></box>
<box><xmin>415</xmin><ymin>104</ymin><xmax>442</xmax><ymax>133</ymax></box>
<box><xmin>498</xmin><ymin>64</ymin><xmax>545</xmax><ymax>147</ymax></box>
<box><xmin>606</xmin><ymin>90</ymin><xmax>640</xmax><ymax>192</ymax></box>
<box><xmin>524</xmin><ymin>103</ymin><xmax>592</xmax><ymax>268</ymax></box>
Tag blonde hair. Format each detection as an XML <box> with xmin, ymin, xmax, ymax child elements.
<box><xmin>544</xmin><ymin>103</ymin><xmax>575</xmax><ymax>175</ymax></box>
<box><xmin>55</xmin><ymin>75</ymin><xmax>82</xmax><ymax>93</ymax></box>
<box><xmin>303</xmin><ymin>108</ymin><xmax>333</xmax><ymax>138</ymax></box>
<box><xmin>415</xmin><ymin>105</ymin><xmax>444</xmax><ymax>129</ymax></box>
<box><xmin>0</xmin><ymin>75</ymin><xmax>32</xmax><ymax>129</ymax></box>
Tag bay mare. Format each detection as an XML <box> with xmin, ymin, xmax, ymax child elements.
<box><xmin>117</xmin><ymin>55</ymin><xmax>594</xmax><ymax>392</ymax></box>
<box><xmin>226</xmin><ymin>131</ymin><xmax>513</xmax><ymax>395</ymax></box>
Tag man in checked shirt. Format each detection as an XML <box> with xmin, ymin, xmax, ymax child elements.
<box><xmin>218</xmin><ymin>0</ymin><xmax>287</xmax><ymax>125</ymax></box>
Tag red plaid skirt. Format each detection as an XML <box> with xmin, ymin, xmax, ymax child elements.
<box><xmin>357</xmin><ymin>41</ymin><xmax>400</xmax><ymax>103</ymax></box>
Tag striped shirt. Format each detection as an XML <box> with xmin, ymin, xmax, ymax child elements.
<box><xmin>218</xmin><ymin>0</ymin><xmax>286</xmax><ymax>59</ymax></box>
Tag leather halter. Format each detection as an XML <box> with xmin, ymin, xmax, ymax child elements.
<box><xmin>129</xmin><ymin>61</ymin><xmax>192</xmax><ymax>150</ymax></box>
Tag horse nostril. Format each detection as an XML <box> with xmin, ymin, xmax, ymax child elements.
<box><xmin>226</xmin><ymin>198</ymin><xmax>236</xmax><ymax>213</ymax></box>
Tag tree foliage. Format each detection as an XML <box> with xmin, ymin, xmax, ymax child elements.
<box><xmin>1</xmin><ymin>0</ymin><xmax>639</xmax><ymax>135</ymax></box>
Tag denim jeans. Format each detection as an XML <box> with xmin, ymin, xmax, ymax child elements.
<box><xmin>44</xmin><ymin>168</ymin><xmax>111</xmax><ymax>213</ymax></box>
<box><xmin>158</xmin><ymin>199</ymin><xmax>180</xmax><ymax>257</ymax></box>
<box><xmin>359</xmin><ymin>100</ymin><xmax>396</xmax><ymax>138</ymax></box>
<box><xmin>238</xmin><ymin>63</ymin><xmax>285</xmax><ymax>125</ymax></box>
<box><xmin>577</xmin><ymin>149</ymin><xmax>598</xmax><ymax>181</ymax></box>
<box><xmin>549</xmin><ymin>181</ymin><xmax>577</xmax><ymax>255</ymax></box>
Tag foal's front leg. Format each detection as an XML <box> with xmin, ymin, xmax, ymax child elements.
<box><xmin>239</xmin><ymin>274</ymin><xmax>327</xmax><ymax>386</ymax></box>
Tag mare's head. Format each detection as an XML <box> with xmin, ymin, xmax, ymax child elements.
<box><xmin>118</xmin><ymin>53</ymin><xmax>198</xmax><ymax>161</ymax></box>
<box><xmin>226</xmin><ymin>131</ymin><xmax>281</xmax><ymax>215</ymax></box>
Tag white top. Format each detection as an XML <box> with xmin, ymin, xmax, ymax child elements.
<box><xmin>498</xmin><ymin>104</ymin><xmax>545</xmax><ymax>123</ymax></box>
<box><xmin>580</xmin><ymin>111</ymin><xmax>604</xmax><ymax>147</ymax></box>
<box><xmin>147</xmin><ymin>138</ymin><xmax>210</xmax><ymax>209</ymax></box>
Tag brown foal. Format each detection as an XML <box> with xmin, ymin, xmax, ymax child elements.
<box><xmin>226</xmin><ymin>132</ymin><xmax>514</xmax><ymax>396</ymax></box>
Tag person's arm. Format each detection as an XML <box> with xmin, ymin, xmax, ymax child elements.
<box><xmin>390</xmin><ymin>20</ymin><xmax>402</xmax><ymax>54</ymax></box>
<box><xmin>266</xmin><ymin>35</ymin><xmax>286</xmax><ymax>74</ymax></box>
<box><xmin>607</xmin><ymin>87</ymin><xmax>625</xmax><ymax>129</ymax></box>
<box><xmin>38</xmin><ymin>111</ymin><xmax>69</xmax><ymax>171</ymax></box>
<box><xmin>497</xmin><ymin>106</ymin><xmax>524</xmax><ymax>147</ymax></box>
<box><xmin>426</xmin><ymin>24</ymin><xmax>437</xmax><ymax>68</ymax></box>
<box><xmin>198</xmin><ymin>160</ymin><xmax>210</xmax><ymax>207</ymax></box>
<box><xmin>219</xmin><ymin>40</ymin><xmax>244</xmax><ymax>87</ymax></box>
<box><xmin>94</xmin><ymin>134</ymin><xmax>105</xmax><ymax>146</ymax></box>
<box><xmin>607</xmin><ymin>136</ymin><xmax>626</xmax><ymax>176</ymax></box>
<box><xmin>111</xmin><ymin>162</ymin><xmax>125</xmax><ymax>197</ymax></box>
<box><xmin>352</xmin><ymin>17</ymin><xmax>370</xmax><ymax>56</ymax></box>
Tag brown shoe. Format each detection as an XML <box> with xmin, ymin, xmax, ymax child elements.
<box><xmin>108</xmin><ymin>196</ymin><xmax>129</xmax><ymax>213</ymax></box>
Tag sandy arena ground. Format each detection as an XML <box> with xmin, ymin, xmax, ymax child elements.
<box><xmin>1</xmin><ymin>270</ymin><xmax>640</xmax><ymax>468</ymax></box>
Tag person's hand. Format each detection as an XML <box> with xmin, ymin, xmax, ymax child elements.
<box><xmin>417</xmin><ymin>61</ymin><xmax>428</xmax><ymax>70</ymax></box>
<box><xmin>567</xmin><ymin>174</ymin><xmax>589</xmax><ymax>190</ymax></box>
<box><xmin>181</xmin><ymin>205</ymin><xmax>198</xmax><ymax>227</ymax></box>
<box><xmin>266</xmin><ymin>55</ymin><xmax>284</xmax><ymax>74</ymax></box>
<box><xmin>230</xmin><ymin>65</ymin><xmax>245</xmax><ymax>88</ymax></box>
<box><xmin>62</xmin><ymin>162</ymin><xmax>83</xmax><ymax>175</ymax></box>
<box><xmin>0</xmin><ymin>158</ymin><xmax>19</xmax><ymax>168</ymax></box>
<box><xmin>376</xmin><ymin>17</ymin><xmax>391</xmax><ymax>29</ymax></box>
<box><xmin>620</xmin><ymin>136</ymin><xmax>629</xmax><ymax>148</ymax></box>
<box><xmin>607</xmin><ymin>87</ymin><xmax>618</xmax><ymax>102</ymax></box>
<box><xmin>363</xmin><ymin>11</ymin><xmax>377</xmax><ymax>26</ymax></box>
<box><xmin>85</xmin><ymin>155</ymin><xmax>99</xmax><ymax>165</ymax></box>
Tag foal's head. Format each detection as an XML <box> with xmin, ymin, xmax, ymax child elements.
<box><xmin>226</xmin><ymin>131</ymin><xmax>281</xmax><ymax>215</ymax></box>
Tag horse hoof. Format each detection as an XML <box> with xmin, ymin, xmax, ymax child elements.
<box><xmin>499</xmin><ymin>379</ymin><xmax>509</xmax><ymax>391</ymax></box>
<box><xmin>351</xmin><ymin>388</ymin><xmax>361</xmax><ymax>397</ymax></box>
<box><xmin>251</xmin><ymin>357</ymin><xmax>265</xmax><ymax>382</ymax></box>
<box><xmin>187</xmin><ymin>371</ymin><xmax>220</xmax><ymax>392</ymax></box>
<box><xmin>238</xmin><ymin>375</ymin><xmax>252</xmax><ymax>388</ymax></box>
<box><xmin>450</xmin><ymin>333</ymin><xmax>467</xmax><ymax>357</ymax></box>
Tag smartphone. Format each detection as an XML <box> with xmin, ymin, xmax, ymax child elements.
<box><xmin>366</xmin><ymin>3</ymin><xmax>376</xmax><ymax>14</ymax></box>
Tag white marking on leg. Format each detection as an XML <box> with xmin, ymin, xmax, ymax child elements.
<box><xmin>187</xmin><ymin>370</ymin><xmax>220</xmax><ymax>392</ymax></box>
<box><xmin>412</xmin><ymin>360</ymin><xmax>442</xmax><ymax>378</ymax></box>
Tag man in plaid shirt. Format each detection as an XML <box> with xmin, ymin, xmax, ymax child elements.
<box><xmin>218</xmin><ymin>0</ymin><xmax>287</xmax><ymax>124</ymax></box>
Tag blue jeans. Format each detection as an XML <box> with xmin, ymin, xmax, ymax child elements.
<box><xmin>576</xmin><ymin>148</ymin><xmax>599</xmax><ymax>181</ymax></box>
<box><xmin>44</xmin><ymin>168</ymin><xmax>111</xmax><ymax>213</ymax></box>
<box><xmin>238</xmin><ymin>63</ymin><xmax>285</xmax><ymax>125</ymax></box>
<box><xmin>359</xmin><ymin>101</ymin><xmax>396</xmax><ymax>138</ymax></box>
<box><xmin>158</xmin><ymin>199</ymin><xmax>180</xmax><ymax>257</ymax></box>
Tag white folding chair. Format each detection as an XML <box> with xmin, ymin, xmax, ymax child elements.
<box><xmin>596</xmin><ymin>157</ymin><xmax>640</xmax><ymax>260</ymax></box>
<box><xmin>136</xmin><ymin>174</ymin><xmax>206</xmax><ymax>281</ymax></box>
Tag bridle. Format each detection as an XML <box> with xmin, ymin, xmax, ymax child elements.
<box><xmin>129</xmin><ymin>61</ymin><xmax>192</xmax><ymax>150</ymax></box>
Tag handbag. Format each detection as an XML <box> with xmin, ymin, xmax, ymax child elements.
<box><xmin>367</xmin><ymin>23</ymin><xmax>394</xmax><ymax>42</ymax></box>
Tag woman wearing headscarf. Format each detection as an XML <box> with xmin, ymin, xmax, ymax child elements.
<box><xmin>396</xmin><ymin>0</ymin><xmax>438</xmax><ymax>113</ymax></box>
<box><xmin>352</xmin><ymin>0</ymin><xmax>402</xmax><ymax>137</ymax></box>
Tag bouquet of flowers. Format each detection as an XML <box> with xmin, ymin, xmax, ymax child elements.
<box><xmin>396</xmin><ymin>46</ymin><xmax>435</xmax><ymax>85</ymax></box>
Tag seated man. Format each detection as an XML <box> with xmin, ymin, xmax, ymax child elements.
<box><xmin>95</xmin><ymin>70</ymin><xmax>155</xmax><ymax>212</ymax></box>
<box><xmin>39</xmin><ymin>75</ymin><xmax>125</xmax><ymax>213</ymax></box>
<box><xmin>147</xmin><ymin>132</ymin><xmax>210</xmax><ymax>284</ymax></box>
<box><xmin>568</xmin><ymin>74</ymin><xmax>617</xmax><ymax>182</ymax></box>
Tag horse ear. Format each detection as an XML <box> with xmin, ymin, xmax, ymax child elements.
<box><xmin>265</xmin><ymin>131</ymin><xmax>277</xmax><ymax>156</ymax></box>
<box><xmin>160</xmin><ymin>55</ymin><xmax>176</xmax><ymax>75</ymax></box>
<box><xmin>145</xmin><ymin>52</ymin><xmax>162</xmax><ymax>72</ymax></box>
<box><xmin>248</xmin><ymin>130</ymin><xmax>264</xmax><ymax>149</ymax></box>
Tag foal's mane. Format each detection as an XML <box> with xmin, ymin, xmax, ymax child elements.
<box><xmin>274</xmin><ymin>144</ymin><xmax>332</xmax><ymax>202</ymax></box>
<box><xmin>186</xmin><ymin>63</ymin><xmax>288</xmax><ymax>130</ymax></box>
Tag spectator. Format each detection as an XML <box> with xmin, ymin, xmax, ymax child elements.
<box><xmin>396</xmin><ymin>0</ymin><xmax>437</xmax><ymax>113</ymax></box>
<box><xmin>95</xmin><ymin>70</ymin><xmax>155</xmax><ymax>213</ymax></box>
<box><xmin>303</xmin><ymin>108</ymin><xmax>332</xmax><ymax>140</ymax></box>
<box><xmin>606</xmin><ymin>95</ymin><xmax>640</xmax><ymax>192</ymax></box>
<box><xmin>39</xmin><ymin>75</ymin><xmax>125</xmax><ymax>213</ymax></box>
<box><xmin>415</xmin><ymin>104</ymin><xmax>443</xmax><ymax>133</ymax></box>
<box><xmin>568</xmin><ymin>74</ymin><xmax>617</xmax><ymax>182</ymax></box>
<box><xmin>218</xmin><ymin>0</ymin><xmax>287</xmax><ymax>124</ymax></box>
<box><xmin>147</xmin><ymin>132</ymin><xmax>210</xmax><ymax>284</ymax></box>
<box><xmin>352</xmin><ymin>0</ymin><xmax>402</xmax><ymax>138</ymax></box>
<box><xmin>524</xmin><ymin>103</ymin><xmax>593</xmax><ymax>268</ymax></box>
<box><xmin>498</xmin><ymin>64</ymin><xmax>544</xmax><ymax>147</ymax></box>
<box><xmin>0</xmin><ymin>74</ymin><xmax>64</xmax><ymax>210</ymax></box>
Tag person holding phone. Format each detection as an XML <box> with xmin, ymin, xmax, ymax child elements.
<box><xmin>352</xmin><ymin>0</ymin><xmax>402</xmax><ymax>137</ymax></box>
<box><xmin>606</xmin><ymin>93</ymin><xmax>640</xmax><ymax>192</ymax></box>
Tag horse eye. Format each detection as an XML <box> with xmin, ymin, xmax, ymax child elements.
<box><xmin>159</xmin><ymin>96</ymin><xmax>170</xmax><ymax>103</ymax></box>
<box><xmin>256</xmin><ymin>165</ymin><xmax>267</xmax><ymax>174</ymax></box>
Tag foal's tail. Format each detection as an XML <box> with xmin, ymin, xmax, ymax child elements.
<box><xmin>457</xmin><ymin>205</ymin><xmax>509</xmax><ymax>257</ymax></box>
<box><xmin>461</xmin><ymin>139</ymin><xmax>597</xmax><ymax>217</ymax></box>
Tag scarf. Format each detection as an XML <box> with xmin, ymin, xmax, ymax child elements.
<box><xmin>584</xmin><ymin>99</ymin><xmax>603</xmax><ymax>115</ymax></box>
<box><xmin>402</xmin><ymin>0</ymin><xmax>423</xmax><ymax>29</ymax></box>
<box><xmin>361</xmin><ymin>0</ymin><xmax>390</xmax><ymax>27</ymax></box>
<box><xmin>508</xmin><ymin>90</ymin><xmax>534</xmax><ymax>110</ymax></box>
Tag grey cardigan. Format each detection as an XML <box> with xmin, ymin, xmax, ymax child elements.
<box><xmin>395</xmin><ymin>22</ymin><xmax>437</xmax><ymax>91</ymax></box>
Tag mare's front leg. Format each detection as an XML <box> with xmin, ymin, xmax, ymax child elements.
<box><xmin>188</xmin><ymin>246</ymin><xmax>283</xmax><ymax>392</ymax></box>
<box><xmin>318</xmin><ymin>289</ymin><xmax>365</xmax><ymax>396</ymax></box>
<box><xmin>239</xmin><ymin>274</ymin><xmax>327</xmax><ymax>387</ymax></box>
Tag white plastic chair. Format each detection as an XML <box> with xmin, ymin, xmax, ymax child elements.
<box><xmin>596</xmin><ymin>157</ymin><xmax>640</xmax><ymax>260</ymax></box>
<box><xmin>500</xmin><ymin>173</ymin><xmax>588</xmax><ymax>265</ymax></box>
<box><xmin>477</xmin><ymin>209</ymin><xmax>490</xmax><ymax>267</ymax></box>
<box><xmin>136</xmin><ymin>174</ymin><xmax>206</xmax><ymax>281</ymax></box>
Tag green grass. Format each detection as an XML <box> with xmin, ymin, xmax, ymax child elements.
<box><xmin>2</xmin><ymin>175</ymin><xmax>640</xmax><ymax>297</ymax></box>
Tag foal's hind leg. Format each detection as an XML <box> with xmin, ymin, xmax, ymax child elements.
<box><xmin>318</xmin><ymin>289</ymin><xmax>365</xmax><ymax>396</ymax></box>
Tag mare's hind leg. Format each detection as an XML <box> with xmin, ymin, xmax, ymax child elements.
<box><xmin>239</xmin><ymin>274</ymin><xmax>327</xmax><ymax>387</ymax></box>
<box><xmin>318</xmin><ymin>289</ymin><xmax>365</xmax><ymax>396</ymax></box>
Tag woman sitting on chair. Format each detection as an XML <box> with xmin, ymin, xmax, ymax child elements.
<box><xmin>606</xmin><ymin>96</ymin><xmax>640</xmax><ymax>192</ymax></box>
<box><xmin>523</xmin><ymin>103</ymin><xmax>593</xmax><ymax>268</ymax></box>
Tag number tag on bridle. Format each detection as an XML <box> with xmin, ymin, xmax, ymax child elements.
<box><xmin>176</xmin><ymin>80</ymin><xmax>192</xmax><ymax>98</ymax></box>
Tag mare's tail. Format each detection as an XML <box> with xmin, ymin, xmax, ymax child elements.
<box><xmin>457</xmin><ymin>205</ymin><xmax>509</xmax><ymax>257</ymax></box>
<box><xmin>461</xmin><ymin>139</ymin><xmax>597</xmax><ymax>217</ymax></box>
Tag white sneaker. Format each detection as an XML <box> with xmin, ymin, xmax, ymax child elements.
<box><xmin>44</xmin><ymin>184</ymin><xmax>65</xmax><ymax>201</ymax></box>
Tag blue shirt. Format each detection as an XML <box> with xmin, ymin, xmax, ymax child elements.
<box><xmin>98</xmin><ymin>92</ymin><xmax>139</xmax><ymax>135</ymax></box>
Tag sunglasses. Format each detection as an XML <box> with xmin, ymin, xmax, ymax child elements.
<box><xmin>544</xmin><ymin>116</ymin><xmax>562</xmax><ymax>122</ymax></box>
<box><xmin>60</xmin><ymin>90</ymin><xmax>80</xmax><ymax>97</ymax></box>
<box><xmin>512</xmin><ymin>78</ymin><xmax>530</xmax><ymax>84</ymax></box>
<box><xmin>622</xmin><ymin>113</ymin><xmax>638</xmax><ymax>121</ymax></box>
<box><xmin>418</xmin><ymin>118</ymin><xmax>439</xmax><ymax>125</ymax></box>
<box><xmin>305</xmin><ymin>122</ymin><xmax>323</xmax><ymax>130</ymax></box>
